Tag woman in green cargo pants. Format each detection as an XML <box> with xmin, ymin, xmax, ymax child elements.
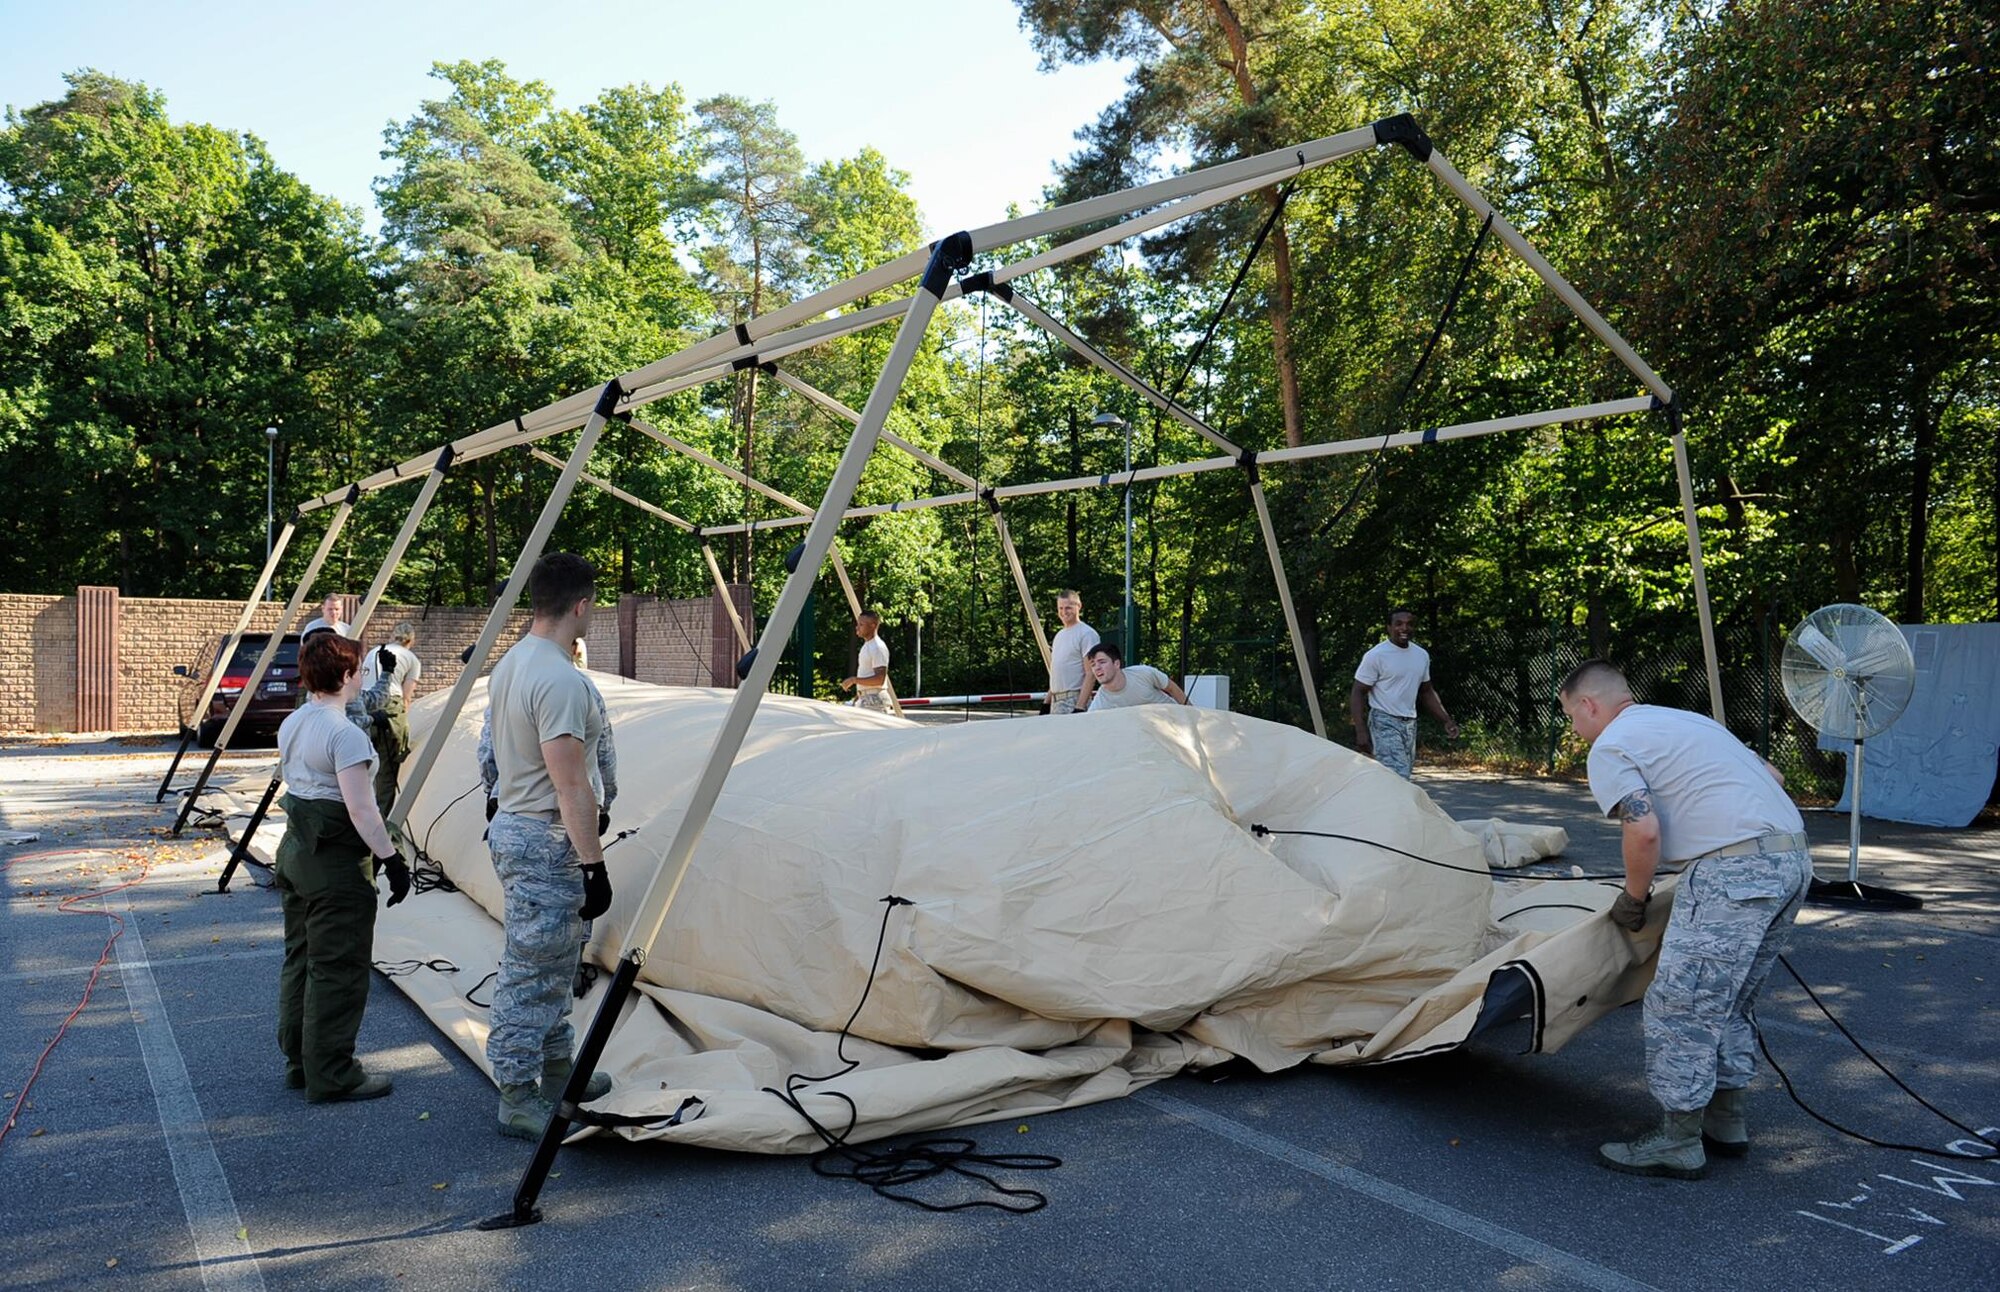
<box><xmin>274</xmin><ymin>632</ymin><xmax>411</xmax><ymax>1102</ymax></box>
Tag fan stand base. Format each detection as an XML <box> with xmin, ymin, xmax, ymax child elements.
<box><xmin>1807</xmin><ymin>877</ymin><xmax>1924</xmax><ymax>911</ymax></box>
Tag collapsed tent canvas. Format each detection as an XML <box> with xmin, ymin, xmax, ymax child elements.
<box><xmin>365</xmin><ymin>675</ymin><xmax>1674</xmax><ymax>1154</ymax></box>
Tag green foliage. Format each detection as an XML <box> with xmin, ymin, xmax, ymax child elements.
<box><xmin>1</xmin><ymin>13</ymin><xmax>1992</xmax><ymax>751</ymax></box>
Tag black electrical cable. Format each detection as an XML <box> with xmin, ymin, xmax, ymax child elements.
<box><xmin>1250</xmin><ymin>823</ymin><xmax>1654</xmax><ymax>883</ymax></box>
<box><xmin>763</xmin><ymin>895</ymin><xmax>1063</xmax><ymax>1213</ymax></box>
<box><xmin>1311</xmin><ymin>210</ymin><xmax>1495</xmax><ymax>543</ymax></box>
<box><xmin>1496</xmin><ymin>903</ymin><xmax>1597</xmax><ymax>920</ymax></box>
<box><xmin>1753</xmin><ymin>955</ymin><xmax>1997</xmax><ymax>1161</ymax></box>
<box><xmin>373</xmin><ymin>957</ymin><xmax>459</xmax><ymax>978</ymax></box>
<box><xmin>1164</xmin><ymin>176</ymin><xmax>1300</xmax><ymax>408</ymax></box>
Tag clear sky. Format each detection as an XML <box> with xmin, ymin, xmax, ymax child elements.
<box><xmin>0</xmin><ymin>0</ymin><xmax>1134</xmax><ymax>237</ymax></box>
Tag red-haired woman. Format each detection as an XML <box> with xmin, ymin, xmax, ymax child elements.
<box><xmin>274</xmin><ymin>632</ymin><xmax>411</xmax><ymax>1102</ymax></box>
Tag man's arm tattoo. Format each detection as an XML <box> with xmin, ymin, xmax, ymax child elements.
<box><xmin>1618</xmin><ymin>788</ymin><xmax>1654</xmax><ymax>823</ymax></box>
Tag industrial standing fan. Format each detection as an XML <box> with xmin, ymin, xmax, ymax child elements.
<box><xmin>1779</xmin><ymin>603</ymin><xmax>1922</xmax><ymax>910</ymax></box>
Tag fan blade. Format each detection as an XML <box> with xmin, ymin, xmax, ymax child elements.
<box><xmin>1817</xmin><ymin>676</ymin><xmax>1859</xmax><ymax>739</ymax></box>
<box><xmin>1839</xmin><ymin>628</ymin><xmax>1912</xmax><ymax>681</ymax></box>
<box><xmin>1791</xmin><ymin>621</ymin><xmax>1848</xmax><ymax>673</ymax></box>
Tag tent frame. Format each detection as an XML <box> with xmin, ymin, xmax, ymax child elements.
<box><xmin>160</xmin><ymin>117</ymin><xmax>1724</xmax><ymax>1225</ymax></box>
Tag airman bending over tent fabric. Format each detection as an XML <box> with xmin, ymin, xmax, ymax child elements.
<box><xmin>1084</xmin><ymin>641</ymin><xmax>1189</xmax><ymax>710</ymax></box>
<box><xmin>1560</xmin><ymin>659</ymin><xmax>1811</xmax><ymax>1180</ymax></box>
<box><xmin>476</xmin><ymin>553</ymin><xmax>618</xmax><ymax>1140</ymax></box>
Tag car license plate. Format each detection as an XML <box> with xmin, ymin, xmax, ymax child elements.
<box><xmin>264</xmin><ymin>681</ymin><xmax>291</xmax><ymax>696</ymax></box>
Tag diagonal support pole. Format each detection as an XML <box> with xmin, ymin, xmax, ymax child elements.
<box><xmin>1666</xmin><ymin>404</ymin><xmax>1726</xmax><ymax>722</ymax></box>
<box><xmin>389</xmin><ymin>384</ymin><xmax>624</xmax><ymax>832</ymax></box>
<box><xmin>173</xmin><ymin>493</ymin><xmax>356</xmax><ymax>837</ymax></box>
<box><xmin>157</xmin><ymin>517</ymin><xmax>300</xmax><ymax>802</ymax></box>
<box><xmin>700</xmin><ymin>542</ymin><xmax>752</xmax><ymax>654</ymax></box>
<box><xmin>1243</xmin><ymin>460</ymin><xmax>1328</xmax><ymax>738</ymax></box>
<box><xmin>351</xmin><ymin>447</ymin><xmax>456</xmax><ymax>639</ymax></box>
<box><xmin>479</xmin><ymin>231</ymin><xmax>975</xmax><ymax>1232</ymax></box>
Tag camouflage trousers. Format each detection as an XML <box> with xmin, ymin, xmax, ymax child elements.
<box><xmin>1368</xmin><ymin>710</ymin><xmax>1418</xmax><ymax>779</ymax></box>
<box><xmin>853</xmin><ymin>687</ymin><xmax>894</xmax><ymax>714</ymax></box>
<box><xmin>1643</xmin><ymin>844</ymin><xmax>1813</xmax><ymax>1112</ymax></box>
<box><xmin>1048</xmin><ymin>688</ymin><xmax>1081</xmax><ymax>715</ymax></box>
<box><xmin>485</xmin><ymin>813</ymin><xmax>587</xmax><ymax>1089</ymax></box>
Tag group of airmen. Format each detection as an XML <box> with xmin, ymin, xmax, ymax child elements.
<box><xmin>270</xmin><ymin>565</ymin><xmax>1815</xmax><ymax>1176</ymax></box>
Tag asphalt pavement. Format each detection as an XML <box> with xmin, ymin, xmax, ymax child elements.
<box><xmin>2</xmin><ymin>737</ymin><xmax>1994</xmax><ymax>1291</ymax></box>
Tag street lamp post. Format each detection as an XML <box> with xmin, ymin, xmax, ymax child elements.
<box><xmin>1093</xmin><ymin>412</ymin><xmax>1133</xmax><ymax>659</ymax></box>
<box><xmin>265</xmin><ymin>426</ymin><xmax>279</xmax><ymax>566</ymax></box>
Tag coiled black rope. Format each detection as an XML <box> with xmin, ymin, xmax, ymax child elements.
<box><xmin>763</xmin><ymin>895</ymin><xmax>1063</xmax><ymax>1213</ymax></box>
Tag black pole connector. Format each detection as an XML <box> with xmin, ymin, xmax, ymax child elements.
<box><xmin>731</xmin><ymin>355</ymin><xmax>761</xmax><ymax>372</ymax></box>
<box><xmin>479</xmin><ymin>953</ymin><xmax>647</xmax><ymax>1230</ymax></box>
<box><xmin>921</xmin><ymin>232</ymin><xmax>975</xmax><ymax>298</ymax></box>
<box><xmin>783</xmin><ymin>541</ymin><xmax>808</xmax><ymax>574</ymax></box>
<box><xmin>735</xmin><ymin>647</ymin><xmax>759</xmax><ymax>680</ymax></box>
<box><xmin>592</xmin><ymin>379</ymin><xmax>626</xmax><ymax>420</ymax></box>
<box><xmin>435</xmin><ymin>444</ymin><xmax>456</xmax><ymax>471</ymax></box>
<box><xmin>290</xmin><ymin>508</ymin><xmax>305</xmax><ymax>526</ymax></box>
<box><xmin>980</xmin><ymin>487</ymin><xmax>1001</xmax><ymax>515</ymax></box>
<box><xmin>957</xmin><ymin>271</ymin><xmax>1013</xmax><ymax>303</ymax></box>
<box><xmin>514</xmin><ymin>415</ymin><xmax>529</xmax><ymax>436</ymax></box>
<box><xmin>1372</xmin><ymin>114</ymin><xmax>1433</xmax><ymax>161</ymax></box>
<box><xmin>758</xmin><ymin>361</ymin><xmax>778</xmax><ymax>377</ymax></box>
<box><xmin>1236</xmin><ymin>449</ymin><xmax>1260</xmax><ymax>485</ymax></box>
<box><xmin>734</xmin><ymin>321</ymin><xmax>753</xmax><ymax>348</ymax></box>
<box><xmin>344</xmin><ymin>484</ymin><xmax>361</xmax><ymax>506</ymax></box>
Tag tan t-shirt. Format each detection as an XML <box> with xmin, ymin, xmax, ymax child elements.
<box><xmin>488</xmin><ymin>633</ymin><xmax>606</xmax><ymax>814</ymax></box>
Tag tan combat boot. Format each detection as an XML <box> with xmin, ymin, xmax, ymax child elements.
<box><xmin>540</xmin><ymin>1057</ymin><xmax>612</xmax><ymax>1105</ymax></box>
<box><xmin>1598</xmin><ymin>1109</ymin><xmax>1708</xmax><ymax>1179</ymax></box>
<box><xmin>1703</xmin><ymin>1086</ymin><xmax>1750</xmax><ymax>1157</ymax></box>
<box><xmin>497</xmin><ymin>1082</ymin><xmax>554</xmax><ymax>1140</ymax></box>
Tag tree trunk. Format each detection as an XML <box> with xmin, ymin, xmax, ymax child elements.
<box><xmin>1901</xmin><ymin>386</ymin><xmax>1938</xmax><ymax>624</ymax></box>
<box><xmin>1204</xmin><ymin>0</ymin><xmax>1303</xmax><ymax>447</ymax></box>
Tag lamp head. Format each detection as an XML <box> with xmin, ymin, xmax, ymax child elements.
<box><xmin>1090</xmin><ymin>411</ymin><xmax>1127</xmax><ymax>430</ymax></box>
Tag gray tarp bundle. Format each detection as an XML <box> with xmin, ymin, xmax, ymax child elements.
<box><xmin>368</xmin><ymin>677</ymin><xmax>1674</xmax><ymax>1154</ymax></box>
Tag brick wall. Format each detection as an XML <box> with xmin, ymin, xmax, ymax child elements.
<box><xmin>0</xmin><ymin>586</ymin><xmax>748</xmax><ymax>734</ymax></box>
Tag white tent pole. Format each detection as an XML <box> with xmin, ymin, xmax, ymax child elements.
<box><xmin>827</xmin><ymin>546</ymin><xmax>863</xmax><ymax>616</ymax></box>
<box><xmin>763</xmin><ymin>365</ymin><xmax>1047</xmax><ymax>667</ymax></box>
<box><xmin>1246</xmin><ymin>471</ymin><xmax>1328</xmax><ymax>738</ymax></box>
<box><xmin>155</xmin><ymin>516</ymin><xmax>300</xmax><ymax>802</ymax></box>
<box><xmin>488</xmin><ymin>236</ymin><xmax>975</xmax><ymax>1233</ymax></box>
<box><xmin>694</xmin><ymin>397</ymin><xmax>1657</xmax><ymax>537</ymax></box>
<box><xmin>620</xmin><ymin>234</ymin><xmax>972</xmax><ymax>963</ymax></box>
<box><xmin>527</xmin><ymin>447</ymin><xmax>697</xmax><ymax>532</ymax></box>
<box><xmin>999</xmin><ymin>291</ymin><xmax>1242</xmax><ymax>456</ymax></box>
<box><xmin>626</xmin><ymin>418</ymin><xmax>819</xmax><ymax>517</ymax></box>
<box><xmin>699</xmin><ymin>542</ymin><xmax>753</xmax><ymax>654</ymax></box>
<box><xmin>170</xmin><ymin>495</ymin><xmax>355</xmax><ymax>834</ymax></box>
<box><xmin>388</xmin><ymin>385</ymin><xmax>623</xmax><ymax>830</ymax></box>
<box><xmin>765</xmin><ymin>365</ymin><xmax>978</xmax><ymax>486</ymax></box>
<box><xmin>1421</xmin><ymin>149</ymin><xmax>1673</xmax><ymax>405</ymax></box>
<box><xmin>988</xmin><ymin>497</ymin><xmax>1054</xmax><ymax>674</ymax></box>
<box><xmin>350</xmin><ymin>447</ymin><xmax>454</xmax><ymax>639</ymax></box>
<box><xmin>1668</xmin><ymin>411</ymin><xmax>1727</xmax><ymax>722</ymax></box>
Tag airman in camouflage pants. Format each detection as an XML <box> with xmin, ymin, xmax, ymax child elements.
<box><xmin>477</xmin><ymin>679</ymin><xmax>618</xmax><ymax>1093</ymax></box>
<box><xmin>1367</xmin><ymin>710</ymin><xmax>1418</xmax><ymax>780</ymax></box>
<box><xmin>1644</xmin><ymin>844</ymin><xmax>1814</xmax><ymax>1112</ymax></box>
<box><xmin>485</xmin><ymin>813</ymin><xmax>589</xmax><ymax>1089</ymax></box>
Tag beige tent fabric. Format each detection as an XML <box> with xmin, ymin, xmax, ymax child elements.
<box><xmin>366</xmin><ymin>677</ymin><xmax>1668</xmax><ymax>1154</ymax></box>
<box><xmin>1460</xmin><ymin>817</ymin><xmax>1572</xmax><ymax>869</ymax></box>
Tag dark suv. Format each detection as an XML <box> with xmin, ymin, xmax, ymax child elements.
<box><xmin>175</xmin><ymin>632</ymin><xmax>302</xmax><ymax>746</ymax></box>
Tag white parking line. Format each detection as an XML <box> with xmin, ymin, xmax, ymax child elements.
<box><xmin>112</xmin><ymin>889</ymin><xmax>267</xmax><ymax>1292</ymax></box>
<box><xmin>1135</xmin><ymin>1089</ymin><xmax>1660</xmax><ymax>1292</ymax></box>
<box><xmin>0</xmin><ymin>945</ymin><xmax>284</xmax><ymax>985</ymax></box>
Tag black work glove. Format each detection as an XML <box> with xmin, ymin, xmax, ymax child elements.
<box><xmin>1610</xmin><ymin>889</ymin><xmax>1649</xmax><ymax>932</ymax></box>
<box><xmin>374</xmin><ymin>853</ymin><xmax>412</xmax><ymax>907</ymax></box>
<box><xmin>598</xmin><ymin>807</ymin><xmax>611</xmax><ymax>838</ymax></box>
<box><xmin>578</xmin><ymin>862</ymin><xmax>612</xmax><ymax>921</ymax></box>
<box><xmin>376</xmin><ymin>644</ymin><xmax>396</xmax><ymax>675</ymax></box>
<box><xmin>485</xmin><ymin>795</ymin><xmax>499</xmax><ymax>822</ymax></box>
<box><xmin>371</xmin><ymin>709</ymin><xmax>391</xmax><ymax>737</ymax></box>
